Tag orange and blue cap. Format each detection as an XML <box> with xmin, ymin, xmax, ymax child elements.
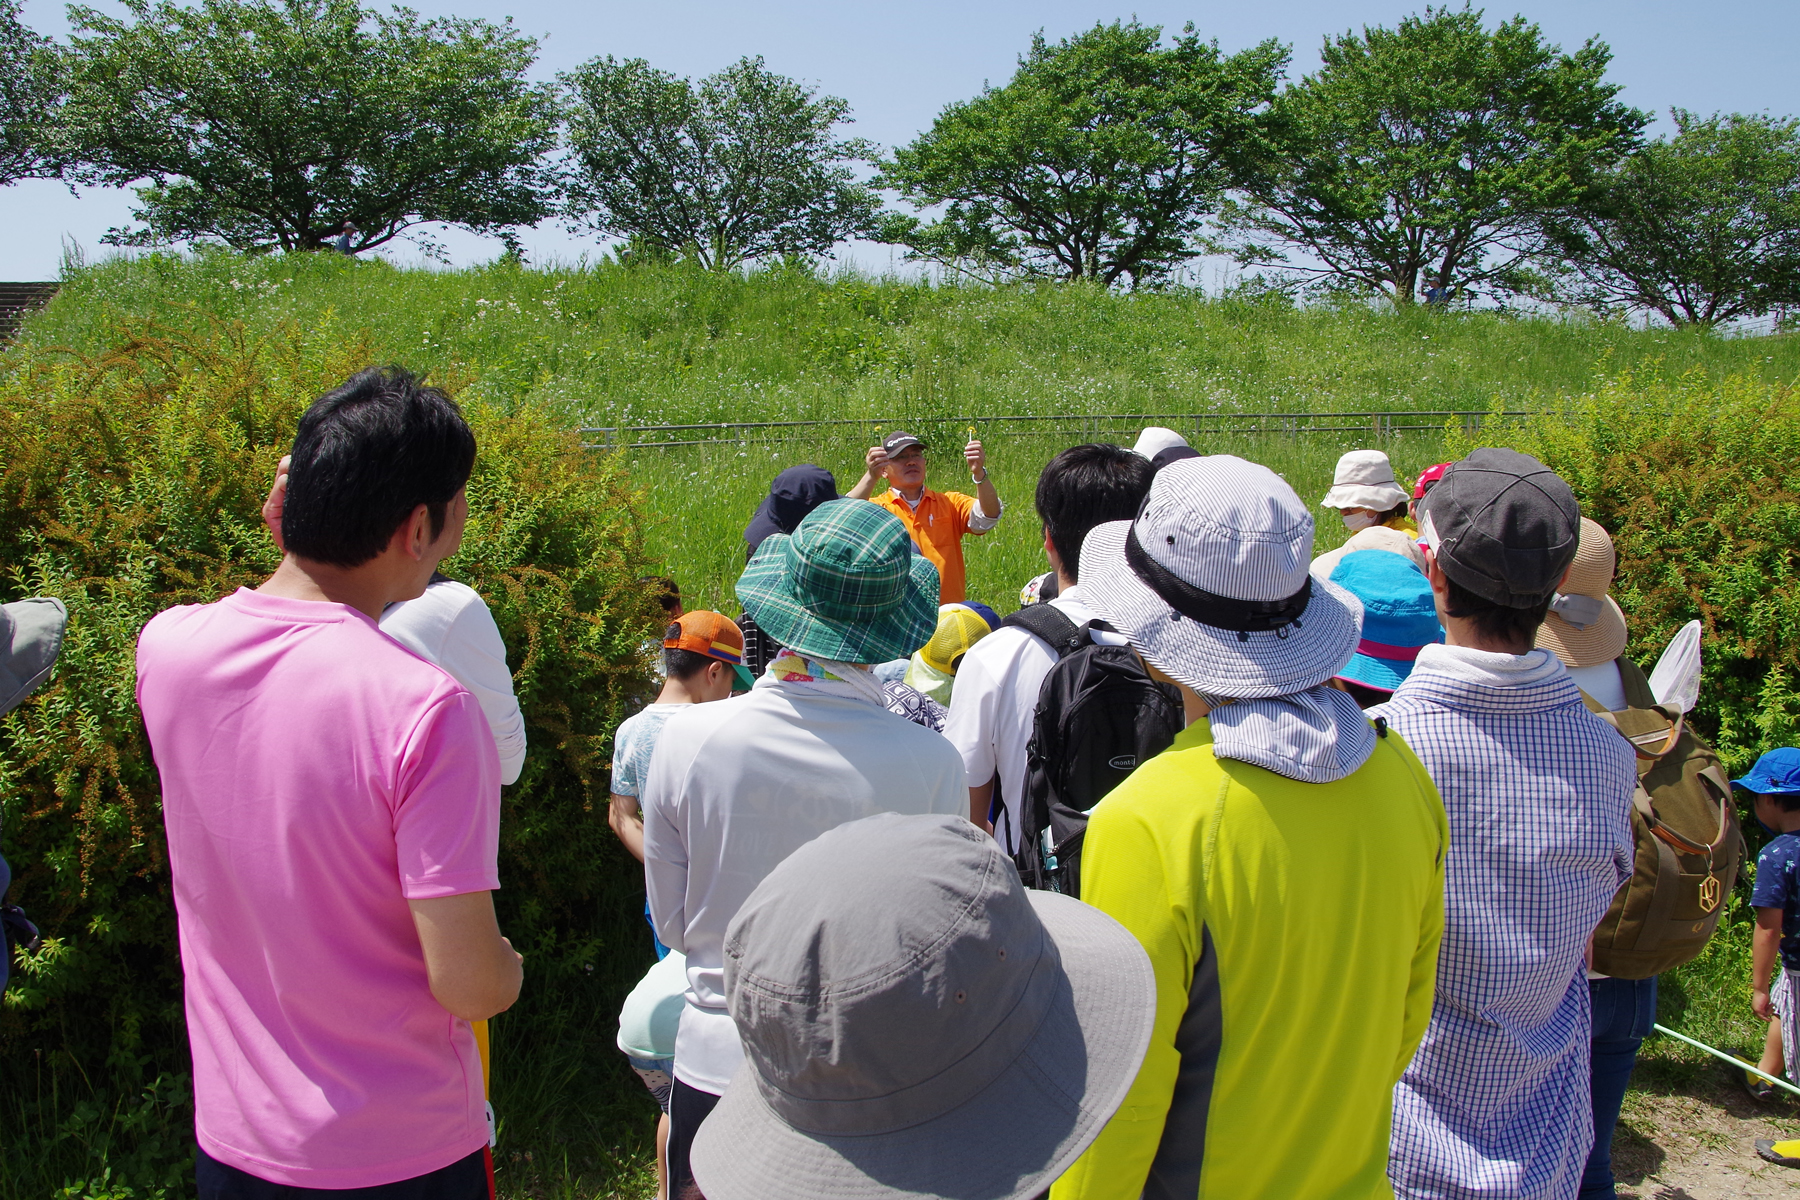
<box><xmin>665</xmin><ymin>610</ymin><xmax>755</xmax><ymax>689</ymax></box>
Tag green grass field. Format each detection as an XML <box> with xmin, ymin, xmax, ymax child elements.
<box><xmin>8</xmin><ymin>254</ymin><xmax>1796</xmax><ymax>1198</ymax></box>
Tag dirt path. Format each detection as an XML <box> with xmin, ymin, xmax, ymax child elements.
<box><xmin>1615</xmin><ymin>1068</ymin><xmax>1800</xmax><ymax>1197</ymax></box>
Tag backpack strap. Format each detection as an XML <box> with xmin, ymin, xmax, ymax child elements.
<box><xmin>1617</xmin><ymin>656</ymin><xmax>1659</xmax><ymax>709</ymax></box>
<box><xmin>1001</xmin><ymin>604</ymin><xmax>1087</xmax><ymax>658</ymax></box>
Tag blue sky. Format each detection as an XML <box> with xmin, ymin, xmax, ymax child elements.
<box><xmin>4</xmin><ymin>0</ymin><xmax>1797</xmax><ymax>280</ymax></box>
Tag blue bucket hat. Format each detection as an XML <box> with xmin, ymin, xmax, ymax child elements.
<box><xmin>1329</xmin><ymin>550</ymin><xmax>1442</xmax><ymax>693</ymax></box>
<box><xmin>1732</xmin><ymin>747</ymin><xmax>1800</xmax><ymax>795</ymax></box>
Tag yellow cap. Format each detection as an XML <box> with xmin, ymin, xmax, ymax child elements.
<box><xmin>920</xmin><ymin>605</ymin><xmax>993</xmax><ymax>675</ymax></box>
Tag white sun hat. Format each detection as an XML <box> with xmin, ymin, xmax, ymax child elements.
<box><xmin>1078</xmin><ymin>455</ymin><xmax>1362</xmax><ymax>698</ymax></box>
<box><xmin>1130</xmin><ymin>427</ymin><xmax>1190</xmax><ymax>460</ymax></box>
<box><xmin>1320</xmin><ymin>449</ymin><xmax>1410</xmax><ymax>512</ymax></box>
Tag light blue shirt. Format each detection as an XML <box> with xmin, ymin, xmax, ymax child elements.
<box><xmin>610</xmin><ymin>704</ymin><xmax>680</xmax><ymax>798</ymax></box>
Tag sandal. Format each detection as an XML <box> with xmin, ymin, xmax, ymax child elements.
<box><xmin>1756</xmin><ymin>1139</ymin><xmax>1800</xmax><ymax>1168</ymax></box>
<box><xmin>1731</xmin><ymin>1051</ymin><xmax>1778</xmax><ymax>1102</ymax></box>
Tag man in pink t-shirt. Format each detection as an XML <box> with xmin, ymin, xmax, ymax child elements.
<box><xmin>137</xmin><ymin>367</ymin><xmax>523</xmax><ymax>1199</ymax></box>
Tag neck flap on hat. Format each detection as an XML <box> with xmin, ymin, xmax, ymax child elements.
<box><xmin>1206</xmin><ymin>685</ymin><xmax>1377</xmax><ymax>784</ymax></box>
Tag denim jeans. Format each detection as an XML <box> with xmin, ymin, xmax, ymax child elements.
<box><xmin>1580</xmin><ymin>975</ymin><xmax>1657</xmax><ymax>1200</ymax></box>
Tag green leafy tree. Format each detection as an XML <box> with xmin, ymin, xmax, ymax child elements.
<box><xmin>878</xmin><ymin>20</ymin><xmax>1286</xmax><ymax>288</ymax></box>
<box><xmin>1229</xmin><ymin>7</ymin><xmax>1645</xmax><ymax>304</ymax></box>
<box><xmin>0</xmin><ymin>0</ymin><xmax>69</xmax><ymax>185</ymax></box>
<box><xmin>559</xmin><ymin>55</ymin><xmax>878</xmax><ymax>271</ymax></box>
<box><xmin>1542</xmin><ymin>111</ymin><xmax>1800</xmax><ymax>328</ymax></box>
<box><xmin>64</xmin><ymin>0</ymin><xmax>558</xmax><ymax>254</ymax></box>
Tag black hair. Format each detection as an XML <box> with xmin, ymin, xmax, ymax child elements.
<box><xmin>1762</xmin><ymin>792</ymin><xmax>1800</xmax><ymax>813</ymax></box>
<box><xmin>664</xmin><ymin>647</ymin><xmax>718</xmax><ymax>681</ymax></box>
<box><xmin>1336</xmin><ymin>678</ymin><xmax>1392</xmax><ymax>710</ymax></box>
<box><xmin>281</xmin><ymin>367</ymin><xmax>476</xmax><ymax>567</ymax></box>
<box><xmin>1376</xmin><ymin>500</ymin><xmax>1409</xmax><ymax>523</ymax></box>
<box><xmin>1035</xmin><ymin>444</ymin><xmax>1154</xmax><ymax>584</ymax></box>
<box><xmin>642</xmin><ymin>576</ymin><xmax>682</xmax><ymax>616</ymax></box>
<box><xmin>1442</xmin><ymin>573</ymin><xmax>1552</xmax><ymax>646</ymax></box>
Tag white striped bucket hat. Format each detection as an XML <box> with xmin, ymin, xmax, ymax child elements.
<box><xmin>1078</xmin><ymin>456</ymin><xmax>1363</xmax><ymax>698</ymax></box>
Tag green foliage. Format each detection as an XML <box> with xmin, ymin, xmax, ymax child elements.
<box><xmin>0</xmin><ymin>0</ymin><xmax>68</xmax><ymax>185</ymax></box>
<box><xmin>63</xmin><ymin>0</ymin><xmax>559</xmax><ymax>254</ymax></box>
<box><xmin>1445</xmin><ymin>367</ymin><xmax>1800</xmax><ymax>778</ymax></box>
<box><xmin>5</xmin><ymin>251</ymin><xmax>1798</xmax><ymax>1196</ymax></box>
<box><xmin>1231</xmin><ymin>6</ymin><xmax>1645</xmax><ymax>303</ymax></box>
<box><xmin>879</xmin><ymin>20</ymin><xmax>1285</xmax><ymax>288</ymax></box>
<box><xmin>560</xmin><ymin>55</ymin><xmax>878</xmax><ymax>271</ymax></box>
<box><xmin>0</xmin><ymin>315</ymin><xmax>660</xmax><ymax>1197</ymax></box>
<box><xmin>29</xmin><ymin>253</ymin><xmax>1800</xmax><ymax>435</ymax></box>
<box><xmin>1543</xmin><ymin>110</ymin><xmax>1800</xmax><ymax>328</ymax></box>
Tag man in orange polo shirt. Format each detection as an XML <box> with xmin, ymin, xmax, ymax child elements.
<box><xmin>847</xmin><ymin>430</ymin><xmax>1003</xmax><ymax>604</ymax></box>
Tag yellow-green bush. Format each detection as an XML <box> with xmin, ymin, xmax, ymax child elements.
<box><xmin>1450</xmin><ymin>367</ymin><xmax>1800</xmax><ymax>776</ymax></box>
<box><xmin>0</xmin><ymin>318</ymin><xmax>659</xmax><ymax>1197</ymax></box>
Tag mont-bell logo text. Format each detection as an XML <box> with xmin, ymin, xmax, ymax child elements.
<box><xmin>1108</xmin><ymin>754</ymin><xmax>1137</xmax><ymax>770</ymax></box>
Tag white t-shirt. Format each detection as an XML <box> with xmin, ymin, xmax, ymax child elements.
<box><xmin>1566</xmin><ymin>660</ymin><xmax>1628</xmax><ymax>714</ymax></box>
<box><xmin>944</xmin><ymin>589</ymin><xmax>1099</xmax><ymax>855</ymax></box>
<box><xmin>639</xmin><ymin>679</ymin><xmax>967</xmax><ymax>1094</ymax></box>
<box><xmin>381</xmin><ymin>580</ymin><xmax>527</xmax><ymax>785</ymax></box>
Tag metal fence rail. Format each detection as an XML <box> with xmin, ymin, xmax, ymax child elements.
<box><xmin>583</xmin><ymin>409</ymin><xmax>1527</xmax><ymax>450</ymax></box>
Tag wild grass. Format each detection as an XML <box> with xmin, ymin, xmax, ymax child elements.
<box><xmin>6</xmin><ymin>254</ymin><xmax>1796</xmax><ymax>1197</ymax></box>
<box><xmin>22</xmin><ymin>252</ymin><xmax>1800</xmax><ymax>431</ymax></box>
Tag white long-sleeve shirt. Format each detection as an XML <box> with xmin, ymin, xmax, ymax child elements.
<box><xmin>640</xmin><ymin>676</ymin><xmax>967</xmax><ymax>1094</ymax></box>
<box><xmin>381</xmin><ymin>580</ymin><xmax>527</xmax><ymax>785</ymax></box>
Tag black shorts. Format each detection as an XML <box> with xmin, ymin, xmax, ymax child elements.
<box><xmin>195</xmin><ymin>1146</ymin><xmax>490</xmax><ymax>1200</ymax></box>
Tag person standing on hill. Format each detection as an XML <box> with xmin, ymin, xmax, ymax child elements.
<box><xmin>138</xmin><ymin>368</ymin><xmax>522</xmax><ymax>1199</ymax></box>
<box><xmin>740</xmin><ymin>464</ymin><xmax>840</xmax><ymax>676</ymax></box>
<box><xmin>1376</xmin><ymin>450</ymin><xmax>1635</xmax><ymax>1200</ymax></box>
<box><xmin>640</xmin><ymin>499</ymin><xmax>968</xmax><ymax>1200</ymax></box>
<box><xmin>945</xmin><ymin>443</ymin><xmax>1151</xmax><ymax>851</ymax></box>
<box><xmin>1534</xmin><ymin>516</ymin><xmax>1662</xmax><ymax>1200</ymax></box>
<box><xmin>847</xmin><ymin>430</ymin><xmax>1002</xmax><ymax>604</ymax></box>
<box><xmin>1320</xmin><ymin>449</ymin><xmax>1418</xmax><ymax>538</ymax></box>
<box><xmin>262</xmin><ymin>454</ymin><xmax>528</xmax><ymax>784</ymax></box>
<box><xmin>1051</xmin><ymin>455</ymin><xmax>1448</xmax><ymax>1200</ymax></box>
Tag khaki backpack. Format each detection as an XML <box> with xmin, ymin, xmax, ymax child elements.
<box><xmin>1583</xmin><ymin>658</ymin><xmax>1745</xmax><ymax>979</ymax></box>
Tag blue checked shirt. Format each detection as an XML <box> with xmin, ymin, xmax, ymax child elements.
<box><xmin>1372</xmin><ymin>647</ymin><xmax>1635</xmax><ymax>1200</ymax></box>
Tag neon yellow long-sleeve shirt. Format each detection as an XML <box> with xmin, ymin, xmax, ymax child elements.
<box><xmin>1052</xmin><ymin>718</ymin><xmax>1447</xmax><ymax>1200</ymax></box>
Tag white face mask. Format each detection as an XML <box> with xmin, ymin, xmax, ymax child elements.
<box><xmin>1342</xmin><ymin>510</ymin><xmax>1380</xmax><ymax>532</ymax></box>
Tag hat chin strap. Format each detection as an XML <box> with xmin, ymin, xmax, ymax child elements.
<box><xmin>1125</xmin><ymin>525</ymin><xmax>1311</xmax><ymax>638</ymax></box>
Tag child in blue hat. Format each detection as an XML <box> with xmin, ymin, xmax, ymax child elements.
<box><xmin>1327</xmin><ymin>549</ymin><xmax>1443</xmax><ymax>709</ymax></box>
<box><xmin>1736</xmin><ymin>747</ymin><xmax>1800</xmax><ymax>1150</ymax></box>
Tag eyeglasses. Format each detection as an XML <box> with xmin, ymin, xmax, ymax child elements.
<box><xmin>890</xmin><ymin>450</ymin><xmax>925</xmax><ymax>464</ymax></box>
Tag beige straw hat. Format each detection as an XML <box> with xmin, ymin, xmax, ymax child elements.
<box><xmin>1535</xmin><ymin>516</ymin><xmax>1628</xmax><ymax>668</ymax></box>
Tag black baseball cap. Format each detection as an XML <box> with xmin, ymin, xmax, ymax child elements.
<box><xmin>1420</xmin><ymin>449</ymin><xmax>1580</xmax><ymax>608</ymax></box>
<box><xmin>881</xmin><ymin>430</ymin><xmax>926</xmax><ymax>456</ymax></box>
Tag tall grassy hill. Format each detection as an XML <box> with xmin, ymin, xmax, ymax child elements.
<box><xmin>8</xmin><ymin>253</ymin><xmax>1800</xmax><ymax>1197</ymax></box>
<box><xmin>21</xmin><ymin>252</ymin><xmax>1800</xmax><ymax>611</ymax></box>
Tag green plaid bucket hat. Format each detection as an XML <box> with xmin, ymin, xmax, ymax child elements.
<box><xmin>736</xmin><ymin>500</ymin><xmax>939</xmax><ymax>665</ymax></box>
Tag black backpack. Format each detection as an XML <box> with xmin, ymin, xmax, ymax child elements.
<box><xmin>997</xmin><ymin>605</ymin><xmax>1185</xmax><ymax>899</ymax></box>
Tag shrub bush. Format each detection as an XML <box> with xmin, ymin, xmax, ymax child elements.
<box><xmin>0</xmin><ymin>317</ymin><xmax>660</xmax><ymax>1197</ymax></box>
<box><xmin>1448</xmin><ymin>366</ymin><xmax>1800</xmax><ymax>778</ymax></box>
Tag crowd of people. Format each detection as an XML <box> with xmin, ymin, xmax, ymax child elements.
<box><xmin>111</xmin><ymin>368</ymin><xmax>1800</xmax><ymax>1200</ymax></box>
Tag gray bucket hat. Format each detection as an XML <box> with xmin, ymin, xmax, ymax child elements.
<box><xmin>1078</xmin><ymin>455</ymin><xmax>1362</xmax><ymax>698</ymax></box>
<box><xmin>0</xmin><ymin>598</ymin><xmax>66</xmax><ymax>716</ymax></box>
<box><xmin>690</xmin><ymin>813</ymin><xmax>1155</xmax><ymax>1200</ymax></box>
